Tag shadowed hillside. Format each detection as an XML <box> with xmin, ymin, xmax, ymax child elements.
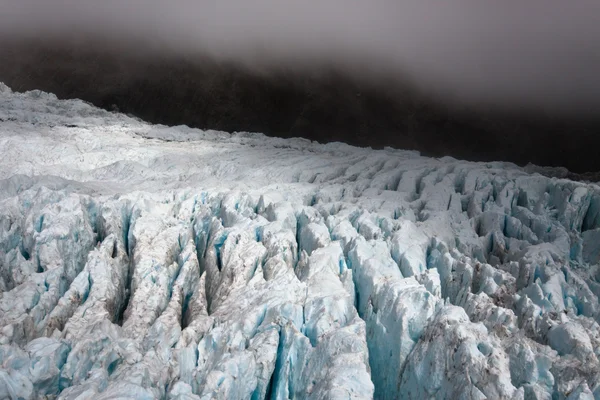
<box><xmin>1</xmin><ymin>39</ymin><xmax>599</xmax><ymax>174</ymax></box>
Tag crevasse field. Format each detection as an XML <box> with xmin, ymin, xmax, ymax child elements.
<box><xmin>1</xmin><ymin>83</ymin><xmax>599</xmax><ymax>399</ymax></box>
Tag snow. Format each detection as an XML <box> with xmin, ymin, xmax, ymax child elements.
<box><xmin>1</xmin><ymin>84</ymin><xmax>600</xmax><ymax>399</ymax></box>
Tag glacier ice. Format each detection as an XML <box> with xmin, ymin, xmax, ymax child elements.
<box><xmin>1</xmin><ymin>84</ymin><xmax>600</xmax><ymax>399</ymax></box>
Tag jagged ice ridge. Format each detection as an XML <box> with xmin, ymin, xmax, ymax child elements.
<box><xmin>0</xmin><ymin>82</ymin><xmax>600</xmax><ymax>399</ymax></box>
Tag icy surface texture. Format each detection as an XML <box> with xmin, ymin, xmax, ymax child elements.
<box><xmin>1</xmin><ymin>84</ymin><xmax>600</xmax><ymax>399</ymax></box>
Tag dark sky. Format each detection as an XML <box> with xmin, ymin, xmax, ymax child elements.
<box><xmin>1</xmin><ymin>0</ymin><xmax>600</xmax><ymax>115</ymax></box>
<box><xmin>1</xmin><ymin>1</ymin><xmax>600</xmax><ymax>175</ymax></box>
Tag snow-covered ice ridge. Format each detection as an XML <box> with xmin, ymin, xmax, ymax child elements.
<box><xmin>1</xmin><ymin>82</ymin><xmax>600</xmax><ymax>400</ymax></box>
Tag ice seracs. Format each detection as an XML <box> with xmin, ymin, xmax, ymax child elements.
<box><xmin>1</xmin><ymin>83</ymin><xmax>600</xmax><ymax>399</ymax></box>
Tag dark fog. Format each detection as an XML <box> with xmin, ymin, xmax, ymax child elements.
<box><xmin>2</xmin><ymin>0</ymin><xmax>600</xmax><ymax>113</ymax></box>
<box><xmin>1</xmin><ymin>0</ymin><xmax>600</xmax><ymax>172</ymax></box>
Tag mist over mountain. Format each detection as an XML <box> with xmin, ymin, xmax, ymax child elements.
<box><xmin>1</xmin><ymin>0</ymin><xmax>599</xmax><ymax>172</ymax></box>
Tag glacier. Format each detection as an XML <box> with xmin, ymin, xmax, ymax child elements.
<box><xmin>0</xmin><ymin>82</ymin><xmax>600</xmax><ymax>399</ymax></box>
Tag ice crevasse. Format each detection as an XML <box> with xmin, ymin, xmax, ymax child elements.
<box><xmin>0</xmin><ymin>82</ymin><xmax>600</xmax><ymax>399</ymax></box>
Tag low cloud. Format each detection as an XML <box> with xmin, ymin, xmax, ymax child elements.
<box><xmin>1</xmin><ymin>0</ymin><xmax>599</xmax><ymax>114</ymax></box>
